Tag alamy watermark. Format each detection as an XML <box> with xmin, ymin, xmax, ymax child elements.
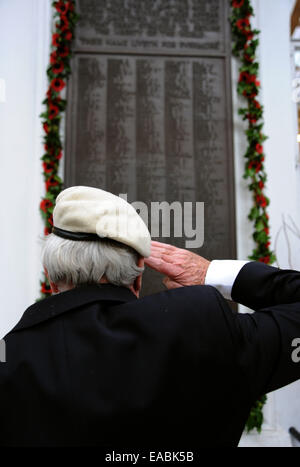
<box><xmin>98</xmin><ymin>194</ymin><xmax>205</xmax><ymax>249</ymax></box>
<box><xmin>0</xmin><ymin>339</ymin><xmax>6</xmax><ymax>363</ymax></box>
<box><xmin>291</xmin><ymin>337</ymin><xmax>300</xmax><ymax>363</ymax></box>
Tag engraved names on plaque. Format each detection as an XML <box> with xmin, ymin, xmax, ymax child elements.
<box><xmin>70</xmin><ymin>54</ymin><xmax>231</xmax><ymax>259</ymax></box>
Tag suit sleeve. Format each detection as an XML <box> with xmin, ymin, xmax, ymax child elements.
<box><xmin>232</xmin><ymin>261</ymin><xmax>300</xmax><ymax>309</ymax></box>
<box><xmin>231</xmin><ymin>262</ymin><xmax>300</xmax><ymax>395</ymax></box>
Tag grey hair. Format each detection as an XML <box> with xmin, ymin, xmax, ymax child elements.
<box><xmin>42</xmin><ymin>233</ymin><xmax>144</xmax><ymax>287</ymax></box>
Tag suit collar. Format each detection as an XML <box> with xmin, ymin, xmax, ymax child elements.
<box><xmin>11</xmin><ymin>283</ymin><xmax>137</xmax><ymax>332</ymax></box>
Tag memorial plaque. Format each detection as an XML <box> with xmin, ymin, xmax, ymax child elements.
<box><xmin>75</xmin><ymin>0</ymin><xmax>226</xmax><ymax>56</ymax></box>
<box><xmin>65</xmin><ymin>0</ymin><xmax>236</xmax><ymax>296</ymax></box>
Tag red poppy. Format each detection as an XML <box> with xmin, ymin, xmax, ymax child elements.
<box><xmin>58</xmin><ymin>45</ymin><xmax>70</xmax><ymax>58</ymax></box>
<box><xmin>255</xmin><ymin>79</ymin><xmax>260</xmax><ymax>87</ymax></box>
<box><xmin>244</xmin><ymin>54</ymin><xmax>253</xmax><ymax>63</ymax></box>
<box><xmin>248</xmin><ymin>74</ymin><xmax>257</xmax><ymax>83</ymax></box>
<box><xmin>258</xmin><ymin>180</ymin><xmax>264</xmax><ymax>190</ymax></box>
<box><xmin>44</xmin><ymin>145</ymin><xmax>59</xmax><ymax>157</ymax></box>
<box><xmin>48</xmin><ymin>216</ymin><xmax>54</xmax><ymax>226</ymax></box>
<box><xmin>236</xmin><ymin>18</ymin><xmax>250</xmax><ymax>31</ymax></box>
<box><xmin>239</xmin><ymin>71</ymin><xmax>250</xmax><ymax>83</ymax></box>
<box><xmin>253</xmin><ymin>100</ymin><xmax>261</xmax><ymax>109</ymax></box>
<box><xmin>50</xmin><ymin>51</ymin><xmax>58</xmax><ymax>65</ymax></box>
<box><xmin>52</xmin><ymin>61</ymin><xmax>64</xmax><ymax>74</ymax></box>
<box><xmin>258</xmin><ymin>256</ymin><xmax>270</xmax><ymax>264</ymax></box>
<box><xmin>256</xmin><ymin>194</ymin><xmax>267</xmax><ymax>208</ymax></box>
<box><xmin>264</xmin><ymin>227</ymin><xmax>269</xmax><ymax>235</ymax></box>
<box><xmin>57</xmin><ymin>15</ymin><xmax>69</xmax><ymax>32</ymax></box>
<box><xmin>250</xmin><ymin>161</ymin><xmax>261</xmax><ymax>173</ymax></box>
<box><xmin>45</xmin><ymin>176</ymin><xmax>59</xmax><ymax>191</ymax></box>
<box><xmin>43</xmin><ymin>122</ymin><xmax>49</xmax><ymax>134</ymax></box>
<box><xmin>43</xmin><ymin>161</ymin><xmax>56</xmax><ymax>173</ymax></box>
<box><xmin>52</xmin><ymin>33</ymin><xmax>60</xmax><ymax>47</ymax></box>
<box><xmin>246</xmin><ymin>31</ymin><xmax>254</xmax><ymax>41</ymax></box>
<box><xmin>50</xmin><ymin>78</ymin><xmax>65</xmax><ymax>92</ymax></box>
<box><xmin>265</xmin><ymin>241</ymin><xmax>271</xmax><ymax>248</ymax></box>
<box><xmin>256</xmin><ymin>162</ymin><xmax>262</xmax><ymax>172</ymax></box>
<box><xmin>49</xmin><ymin>104</ymin><xmax>59</xmax><ymax>120</ymax></box>
<box><xmin>246</xmin><ymin>113</ymin><xmax>257</xmax><ymax>124</ymax></box>
<box><xmin>248</xmin><ymin>161</ymin><xmax>261</xmax><ymax>173</ymax></box>
<box><xmin>64</xmin><ymin>31</ymin><xmax>72</xmax><ymax>41</ymax></box>
<box><xmin>232</xmin><ymin>0</ymin><xmax>244</xmax><ymax>7</ymax></box>
<box><xmin>67</xmin><ymin>1</ymin><xmax>74</xmax><ymax>12</ymax></box>
<box><xmin>46</xmin><ymin>87</ymin><xmax>54</xmax><ymax>99</ymax></box>
<box><xmin>54</xmin><ymin>1</ymin><xmax>69</xmax><ymax>15</ymax></box>
<box><xmin>44</xmin><ymin>226</ymin><xmax>52</xmax><ymax>236</ymax></box>
<box><xmin>256</xmin><ymin>143</ymin><xmax>263</xmax><ymax>154</ymax></box>
<box><xmin>41</xmin><ymin>282</ymin><xmax>52</xmax><ymax>295</ymax></box>
<box><xmin>40</xmin><ymin>199</ymin><xmax>53</xmax><ymax>213</ymax></box>
<box><xmin>56</xmin><ymin>150</ymin><xmax>63</xmax><ymax>160</ymax></box>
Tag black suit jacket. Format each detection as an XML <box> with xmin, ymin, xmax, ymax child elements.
<box><xmin>0</xmin><ymin>262</ymin><xmax>300</xmax><ymax>447</ymax></box>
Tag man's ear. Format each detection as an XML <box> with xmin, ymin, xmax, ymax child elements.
<box><xmin>44</xmin><ymin>267</ymin><xmax>59</xmax><ymax>294</ymax></box>
<box><xmin>132</xmin><ymin>256</ymin><xmax>145</xmax><ymax>297</ymax></box>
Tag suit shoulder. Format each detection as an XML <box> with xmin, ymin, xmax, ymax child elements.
<box><xmin>137</xmin><ymin>284</ymin><xmax>225</xmax><ymax>312</ymax></box>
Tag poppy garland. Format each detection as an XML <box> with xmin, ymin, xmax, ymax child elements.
<box><xmin>230</xmin><ymin>0</ymin><xmax>275</xmax><ymax>266</ymax></box>
<box><xmin>39</xmin><ymin>0</ymin><xmax>78</xmax><ymax>298</ymax></box>
<box><xmin>230</xmin><ymin>0</ymin><xmax>273</xmax><ymax>434</ymax></box>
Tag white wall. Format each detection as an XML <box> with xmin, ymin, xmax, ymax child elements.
<box><xmin>235</xmin><ymin>0</ymin><xmax>300</xmax><ymax>446</ymax></box>
<box><xmin>0</xmin><ymin>0</ymin><xmax>299</xmax><ymax>446</ymax></box>
<box><xmin>0</xmin><ymin>0</ymin><xmax>51</xmax><ymax>337</ymax></box>
<box><xmin>259</xmin><ymin>0</ymin><xmax>300</xmax><ymax>440</ymax></box>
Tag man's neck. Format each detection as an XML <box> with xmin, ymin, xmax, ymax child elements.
<box><xmin>55</xmin><ymin>279</ymin><xmax>139</xmax><ymax>298</ymax></box>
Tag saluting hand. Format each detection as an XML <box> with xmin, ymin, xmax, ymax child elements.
<box><xmin>145</xmin><ymin>241</ymin><xmax>210</xmax><ymax>290</ymax></box>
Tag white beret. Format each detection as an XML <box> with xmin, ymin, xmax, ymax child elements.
<box><xmin>52</xmin><ymin>186</ymin><xmax>151</xmax><ymax>257</ymax></box>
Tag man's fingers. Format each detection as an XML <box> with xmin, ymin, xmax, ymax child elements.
<box><xmin>147</xmin><ymin>249</ymin><xmax>165</xmax><ymax>259</ymax></box>
<box><xmin>162</xmin><ymin>277</ymin><xmax>183</xmax><ymax>290</ymax></box>
<box><xmin>146</xmin><ymin>240</ymin><xmax>186</xmax><ymax>276</ymax></box>
<box><xmin>151</xmin><ymin>240</ymin><xmax>175</xmax><ymax>249</ymax></box>
<box><xmin>145</xmin><ymin>256</ymin><xmax>183</xmax><ymax>276</ymax></box>
<box><xmin>161</xmin><ymin>253</ymin><xmax>186</xmax><ymax>264</ymax></box>
<box><xmin>144</xmin><ymin>256</ymin><xmax>171</xmax><ymax>274</ymax></box>
<box><xmin>150</xmin><ymin>241</ymin><xmax>178</xmax><ymax>254</ymax></box>
<box><xmin>150</xmin><ymin>243</ymin><xmax>184</xmax><ymax>260</ymax></box>
<box><xmin>144</xmin><ymin>256</ymin><xmax>160</xmax><ymax>269</ymax></box>
<box><xmin>146</xmin><ymin>250</ymin><xmax>184</xmax><ymax>265</ymax></box>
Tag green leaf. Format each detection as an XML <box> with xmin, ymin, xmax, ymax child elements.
<box><xmin>248</xmin><ymin>206</ymin><xmax>259</xmax><ymax>220</ymax></box>
<box><xmin>255</xmin><ymin>219</ymin><xmax>265</xmax><ymax>231</ymax></box>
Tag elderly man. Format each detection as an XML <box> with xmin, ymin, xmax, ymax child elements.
<box><xmin>0</xmin><ymin>185</ymin><xmax>300</xmax><ymax>448</ymax></box>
